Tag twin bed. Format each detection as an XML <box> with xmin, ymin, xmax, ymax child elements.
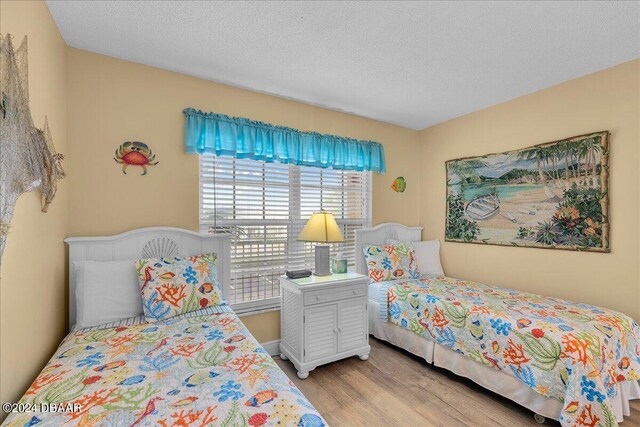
<box><xmin>357</xmin><ymin>223</ymin><xmax>640</xmax><ymax>426</ymax></box>
<box><xmin>4</xmin><ymin>224</ymin><xmax>640</xmax><ymax>426</ymax></box>
<box><xmin>3</xmin><ymin>228</ymin><xmax>325</xmax><ymax>427</ymax></box>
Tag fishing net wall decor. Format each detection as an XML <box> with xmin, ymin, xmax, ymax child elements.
<box><xmin>0</xmin><ymin>34</ymin><xmax>66</xmax><ymax>263</ymax></box>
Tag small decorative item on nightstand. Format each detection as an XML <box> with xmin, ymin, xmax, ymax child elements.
<box><xmin>332</xmin><ymin>253</ymin><xmax>348</xmax><ymax>274</ymax></box>
<box><xmin>286</xmin><ymin>269</ymin><xmax>312</xmax><ymax>279</ymax></box>
<box><xmin>279</xmin><ymin>272</ymin><xmax>370</xmax><ymax>379</ymax></box>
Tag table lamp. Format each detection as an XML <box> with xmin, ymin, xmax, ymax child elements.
<box><xmin>298</xmin><ymin>211</ymin><xmax>345</xmax><ymax>276</ymax></box>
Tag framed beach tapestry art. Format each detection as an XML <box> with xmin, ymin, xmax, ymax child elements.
<box><xmin>445</xmin><ymin>131</ymin><xmax>609</xmax><ymax>252</ymax></box>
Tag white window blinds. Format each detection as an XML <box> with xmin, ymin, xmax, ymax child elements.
<box><xmin>200</xmin><ymin>155</ymin><xmax>371</xmax><ymax>313</ymax></box>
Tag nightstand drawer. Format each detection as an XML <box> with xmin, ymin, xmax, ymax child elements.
<box><xmin>303</xmin><ymin>282</ymin><xmax>365</xmax><ymax>306</ymax></box>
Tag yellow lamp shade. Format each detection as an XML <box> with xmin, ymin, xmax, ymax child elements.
<box><xmin>298</xmin><ymin>212</ymin><xmax>345</xmax><ymax>243</ymax></box>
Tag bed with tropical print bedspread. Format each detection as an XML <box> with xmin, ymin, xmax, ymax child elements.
<box><xmin>3</xmin><ymin>310</ymin><xmax>325</xmax><ymax>427</ymax></box>
<box><xmin>379</xmin><ymin>275</ymin><xmax>640</xmax><ymax>427</ymax></box>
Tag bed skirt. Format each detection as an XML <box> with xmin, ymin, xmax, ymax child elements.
<box><xmin>368</xmin><ymin>299</ymin><xmax>640</xmax><ymax>422</ymax></box>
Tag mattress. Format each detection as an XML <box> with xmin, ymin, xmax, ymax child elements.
<box><xmin>3</xmin><ymin>309</ymin><xmax>325</xmax><ymax>427</ymax></box>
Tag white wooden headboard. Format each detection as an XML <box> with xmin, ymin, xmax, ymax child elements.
<box><xmin>354</xmin><ymin>223</ymin><xmax>423</xmax><ymax>276</ymax></box>
<box><xmin>65</xmin><ymin>227</ymin><xmax>231</xmax><ymax>329</ymax></box>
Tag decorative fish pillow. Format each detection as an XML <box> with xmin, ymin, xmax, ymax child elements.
<box><xmin>362</xmin><ymin>243</ymin><xmax>420</xmax><ymax>282</ymax></box>
<box><xmin>135</xmin><ymin>253</ymin><xmax>226</xmax><ymax>322</ymax></box>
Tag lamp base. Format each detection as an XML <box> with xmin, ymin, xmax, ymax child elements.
<box><xmin>313</xmin><ymin>244</ymin><xmax>331</xmax><ymax>276</ymax></box>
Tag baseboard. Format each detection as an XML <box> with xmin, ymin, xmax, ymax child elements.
<box><xmin>261</xmin><ymin>339</ymin><xmax>281</xmax><ymax>357</ymax></box>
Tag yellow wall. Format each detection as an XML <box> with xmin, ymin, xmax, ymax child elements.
<box><xmin>419</xmin><ymin>60</ymin><xmax>640</xmax><ymax>321</ymax></box>
<box><xmin>0</xmin><ymin>0</ymin><xmax>68</xmax><ymax>416</ymax></box>
<box><xmin>239</xmin><ymin>311</ymin><xmax>281</xmax><ymax>343</ymax></box>
<box><xmin>65</xmin><ymin>48</ymin><xmax>421</xmax><ymax>341</ymax></box>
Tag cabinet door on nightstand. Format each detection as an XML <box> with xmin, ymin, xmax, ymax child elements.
<box><xmin>303</xmin><ymin>304</ymin><xmax>338</xmax><ymax>361</ymax></box>
<box><xmin>337</xmin><ymin>299</ymin><xmax>368</xmax><ymax>353</ymax></box>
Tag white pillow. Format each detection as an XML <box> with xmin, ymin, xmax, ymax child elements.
<box><xmin>412</xmin><ymin>240</ymin><xmax>444</xmax><ymax>275</ymax></box>
<box><xmin>74</xmin><ymin>260</ymin><xmax>143</xmax><ymax>329</ymax></box>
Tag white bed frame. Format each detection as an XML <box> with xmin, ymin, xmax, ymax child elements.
<box><xmin>65</xmin><ymin>227</ymin><xmax>231</xmax><ymax>330</ymax></box>
<box><xmin>355</xmin><ymin>223</ymin><xmax>639</xmax><ymax>424</ymax></box>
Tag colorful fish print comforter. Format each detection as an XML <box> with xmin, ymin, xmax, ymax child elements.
<box><xmin>3</xmin><ymin>311</ymin><xmax>325</xmax><ymax>427</ymax></box>
<box><xmin>384</xmin><ymin>276</ymin><xmax>640</xmax><ymax>427</ymax></box>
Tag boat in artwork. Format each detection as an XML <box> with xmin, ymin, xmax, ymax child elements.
<box><xmin>465</xmin><ymin>193</ymin><xmax>500</xmax><ymax>220</ymax></box>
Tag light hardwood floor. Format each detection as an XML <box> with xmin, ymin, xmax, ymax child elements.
<box><xmin>275</xmin><ymin>337</ymin><xmax>640</xmax><ymax>427</ymax></box>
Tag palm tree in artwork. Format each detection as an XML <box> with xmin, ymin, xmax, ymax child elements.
<box><xmin>586</xmin><ymin>137</ymin><xmax>602</xmax><ymax>187</ymax></box>
<box><xmin>576</xmin><ymin>137</ymin><xmax>602</xmax><ymax>188</ymax></box>
<box><xmin>448</xmin><ymin>159</ymin><xmax>487</xmax><ymax>189</ymax></box>
<box><xmin>559</xmin><ymin>140</ymin><xmax>572</xmax><ymax>190</ymax></box>
<box><xmin>512</xmin><ymin>147</ymin><xmax>559</xmax><ymax>201</ymax></box>
<box><xmin>577</xmin><ymin>139</ymin><xmax>590</xmax><ymax>186</ymax></box>
<box><xmin>543</xmin><ymin>144</ymin><xmax>563</xmax><ymax>189</ymax></box>
<box><xmin>513</xmin><ymin>147</ymin><xmax>546</xmax><ymax>186</ymax></box>
<box><xmin>568</xmin><ymin>140</ymin><xmax>583</xmax><ymax>185</ymax></box>
<box><xmin>568</xmin><ymin>141</ymin><xmax>579</xmax><ymax>181</ymax></box>
<box><xmin>555</xmin><ymin>140</ymin><xmax>583</xmax><ymax>190</ymax></box>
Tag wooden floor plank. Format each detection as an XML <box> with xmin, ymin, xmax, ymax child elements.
<box><xmin>361</xmin><ymin>341</ymin><xmax>530</xmax><ymax>427</ymax></box>
<box><xmin>346</xmin><ymin>358</ymin><xmax>471</xmax><ymax>427</ymax></box>
<box><xmin>276</xmin><ymin>337</ymin><xmax>640</xmax><ymax>426</ymax></box>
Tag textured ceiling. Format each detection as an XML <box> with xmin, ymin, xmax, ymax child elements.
<box><xmin>47</xmin><ymin>1</ymin><xmax>639</xmax><ymax>130</ymax></box>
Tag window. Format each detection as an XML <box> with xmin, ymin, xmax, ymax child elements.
<box><xmin>200</xmin><ymin>155</ymin><xmax>371</xmax><ymax>314</ymax></box>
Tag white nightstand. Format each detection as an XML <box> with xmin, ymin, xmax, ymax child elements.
<box><xmin>279</xmin><ymin>272</ymin><xmax>370</xmax><ymax>379</ymax></box>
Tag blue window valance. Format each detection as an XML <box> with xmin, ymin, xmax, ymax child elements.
<box><xmin>184</xmin><ymin>108</ymin><xmax>385</xmax><ymax>173</ymax></box>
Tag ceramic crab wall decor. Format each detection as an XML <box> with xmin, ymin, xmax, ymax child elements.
<box><xmin>114</xmin><ymin>141</ymin><xmax>159</xmax><ymax>175</ymax></box>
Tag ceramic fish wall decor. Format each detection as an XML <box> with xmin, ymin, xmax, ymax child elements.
<box><xmin>391</xmin><ymin>176</ymin><xmax>406</xmax><ymax>193</ymax></box>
